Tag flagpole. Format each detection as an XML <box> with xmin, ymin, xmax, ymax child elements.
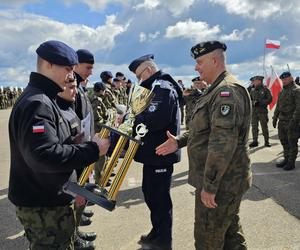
<box><xmin>287</xmin><ymin>64</ymin><xmax>290</xmax><ymax>72</ymax></box>
<box><xmin>263</xmin><ymin>38</ymin><xmax>266</xmax><ymax>77</ymax></box>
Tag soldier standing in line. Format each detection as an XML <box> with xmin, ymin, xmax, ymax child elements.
<box><xmin>100</xmin><ymin>71</ymin><xmax>117</xmax><ymax>109</ymax></box>
<box><xmin>156</xmin><ymin>41</ymin><xmax>252</xmax><ymax>250</ymax></box>
<box><xmin>273</xmin><ymin>71</ymin><xmax>300</xmax><ymax>170</ymax></box>
<box><xmin>248</xmin><ymin>75</ymin><xmax>272</xmax><ymax>148</ymax></box>
<box><xmin>8</xmin><ymin>40</ymin><xmax>109</xmax><ymax>250</ymax></box>
<box><xmin>183</xmin><ymin>77</ymin><xmax>206</xmax><ymax>130</ymax></box>
<box><xmin>91</xmin><ymin>82</ymin><xmax>109</xmax><ymax>184</ymax></box>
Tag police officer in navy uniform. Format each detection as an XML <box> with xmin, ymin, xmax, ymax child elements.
<box><xmin>74</xmin><ymin>49</ymin><xmax>95</xmax><ymax>141</ymax></box>
<box><xmin>8</xmin><ymin>40</ymin><xmax>110</xmax><ymax>249</ymax></box>
<box><xmin>129</xmin><ymin>54</ymin><xmax>182</xmax><ymax>250</ymax></box>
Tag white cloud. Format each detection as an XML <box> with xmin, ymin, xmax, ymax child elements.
<box><xmin>134</xmin><ymin>0</ymin><xmax>160</xmax><ymax>11</ymax></box>
<box><xmin>165</xmin><ymin>19</ymin><xmax>221</xmax><ymax>42</ymax></box>
<box><xmin>63</xmin><ymin>0</ymin><xmax>129</xmax><ymax>11</ymax></box>
<box><xmin>134</xmin><ymin>0</ymin><xmax>195</xmax><ymax>16</ymax></box>
<box><xmin>209</xmin><ymin>0</ymin><xmax>300</xmax><ymax>19</ymax></box>
<box><xmin>220</xmin><ymin>28</ymin><xmax>255</xmax><ymax>41</ymax></box>
<box><xmin>139</xmin><ymin>31</ymin><xmax>160</xmax><ymax>42</ymax></box>
<box><xmin>0</xmin><ymin>0</ymin><xmax>39</xmax><ymax>7</ymax></box>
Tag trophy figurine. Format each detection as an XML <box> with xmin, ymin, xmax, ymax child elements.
<box><xmin>63</xmin><ymin>84</ymin><xmax>154</xmax><ymax>211</ymax></box>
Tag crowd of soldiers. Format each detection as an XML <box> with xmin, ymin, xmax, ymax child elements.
<box><xmin>0</xmin><ymin>87</ymin><xmax>23</xmax><ymax>109</ymax></box>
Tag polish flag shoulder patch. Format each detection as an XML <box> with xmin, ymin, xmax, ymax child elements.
<box><xmin>220</xmin><ymin>91</ymin><xmax>230</xmax><ymax>97</ymax></box>
<box><xmin>32</xmin><ymin>125</ymin><xmax>45</xmax><ymax>133</ymax></box>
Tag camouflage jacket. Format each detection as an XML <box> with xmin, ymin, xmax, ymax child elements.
<box><xmin>103</xmin><ymin>83</ymin><xmax>116</xmax><ymax>109</ymax></box>
<box><xmin>273</xmin><ymin>81</ymin><xmax>300</xmax><ymax>122</ymax></box>
<box><xmin>177</xmin><ymin>71</ymin><xmax>252</xmax><ymax>196</ymax></box>
<box><xmin>91</xmin><ymin>94</ymin><xmax>108</xmax><ymax>133</ymax></box>
<box><xmin>184</xmin><ymin>89</ymin><xmax>202</xmax><ymax>120</ymax></box>
<box><xmin>249</xmin><ymin>84</ymin><xmax>272</xmax><ymax>113</ymax></box>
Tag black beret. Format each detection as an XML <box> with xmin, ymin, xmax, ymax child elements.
<box><xmin>36</xmin><ymin>40</ymin><xmax>78</xmax><ymax>66</ymax></box>
<box><xmin>250</xmin><ymin>75</ymin><xmax>264</xmax><ymax>81</ymax></box>
<box><xmin>127</xmin><ymin>79</ymin><xmax>132</xmax><ymax>84</ymax></box>
<box><xmin>128</xmin><ymin>54</ymin><xmax>154</xmax><ymax>73</ymax></box>
<box><xmin>190</xmin><ymin>41</ymin><xmax>227</xmax><ymax>59</ymax></box>
<box><xmin>280</xmin><ymin>71</ymin><xmax>292</xmax><ymax>79</ymax></box>
<box><xmin>113</xmin><ymin>78</ymin><xmax>121</xmax><ymax>82</ymax></box>
<box><xmin>76</xmin><ymin>49</ymin><xmax>94</xmax><ymax>64</ymax></box>
<box><xmin>94</xmin><ymin>82</ymin><xmax>106</xmax><ymax>92</ymax></box>
<box><xmin>116</xmin><ymin>72</ymin><xmax>124</xmax><ymax>77</ymax></box>
<box><xmin>100</xmin><ymin>71</ymin><xmax>113</xmax><ymax>80</ymax></box>
<box><xmin>192</xmin><ymin>76</ymin><xmax>201</xmax><ymax>82</ymax></box>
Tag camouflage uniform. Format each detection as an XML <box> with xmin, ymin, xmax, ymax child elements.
<box><xmin>0</xmin><ymin>89</ymin><xmax>4</xmax><ymax>109</ymax></box>
<box><xmin>183</xmin><ymin>88</ymin><xmax>202</xmax><ymax>130</ymax></box>
<box><xmin>273</xmin><ymin>81</ymin><xmax>300</xmax><ymax>166</ymax></box>
<box><xmin>177</xmin><ymin>72</ymin><xmax>252</xmax><ymax>250</ymax></box>
<box><xmin>91</xmin><ymin>93</ymin><xmax>108</xmax><ymax>183</ymax></box>
<box><xmin>249</xmin><ymin>84</ymin><xmax>272</xmax><ymax>145</ymax></box>
<box><xmin>16</xmin><ymin>205</ymin><xmax>75</xmax><ymax>250</ymax></box>
<box><xmin>103</xmin><ymin>83</ymin><xmax>116</xmax><ymax>109</ymax></box>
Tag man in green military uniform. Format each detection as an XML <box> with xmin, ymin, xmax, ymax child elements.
<box><xmin>156</xmin><ymin>40</ymin><xmax>252</xmax><ymax>249</ymax></box>
<box><xmin>273</xmin><ymin>71</ymin><xmax>300</xmax><ymax>170</ymax></box>
<box><xmin>100</xmin><ymin>71</ymin><xmax>117</xmax><ymax>110</ymax></box>
<box><xmin>183</xmin><ymin>77</ymin><xmax>206</xmax><ymax>130</ymax></box>
<box><xmin>248</xmin><ymin>75</ymin><xmax>272</xmax><ymax>147</ymax></box>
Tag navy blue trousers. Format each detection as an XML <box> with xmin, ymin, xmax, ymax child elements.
<box><xmin>142</xmin><ymin>164</ymin><xmax>173</xmax><ymax>242</ymax></box>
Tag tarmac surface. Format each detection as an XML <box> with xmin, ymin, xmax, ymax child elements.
<box><xmin>1</xmin><ymin>108</ymin><xmax>300</xmax><ymax>250</ymax></box>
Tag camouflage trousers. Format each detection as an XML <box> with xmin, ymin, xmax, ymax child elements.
<box><xmin>251</xmin><ymin>111</ymin><xmax>269</xmax><ymax>142</ymax></box>
<box><xmin>16</xmin><ymin>205</ymin><xmax>75</xmax><ymax>250</ymax></box>
<box><xmin>94</xmin><ymin>155</ymin><xmax>107</xmax><ymax>184</ymax></box>
<box><xmin>194</xmin><ymin>189</ymin><xmax>247</xmax><ymax>250</ymax></box>
<box><xmin>278</xmin><ymin>120</ymin><xmax>299</xmax><ymax>162</ymax></box>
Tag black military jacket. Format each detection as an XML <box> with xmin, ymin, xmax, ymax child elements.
<box><xmin>8</xmin><ymin>72</ymin><xmax>99</xmax><ymax>207</ymax></box>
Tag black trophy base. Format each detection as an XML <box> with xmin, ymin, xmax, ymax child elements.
<box><xmin>64</xmin><ymin>181</ymin><xmax>116</xmax><ymax>211</ymax></box>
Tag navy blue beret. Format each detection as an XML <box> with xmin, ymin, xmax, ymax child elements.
<box><xmin>192</xmin><ymin>76</ymin><xmax>201</xmax><ymax>82</ymax></box>
<box><xmin>128</xmin><ymin>54</ymin><xmax>154</xmax><ymax>73</ymax></box>
<box><xmin>76</xmin><ymin>49</ymin><xmax>94</xmax><ymax>64</ymax></box>
<box><xmin>250</xmin><ymin>75</ymin><xmax>264</xmax><ymax>81</ymax></box>
<box><xmin>36</xmin><ymin>40</ymin><xmax>78</xmax><ymax>66</ymax></box>
<box><xmin>280</xmin><ymin>71</ymin><xmax>292</xmax><ymax>79</ymax></box>
<box><xmin>113</xmin><ymin>78</ymin><xmax>121</xmax><ymax>82</ymax></box>
<box><xmin>94</xmin><ymin>82</ymin><xmax>106</xmax><ymax>92</ymax></box>
<box><xmin>100</xmin><ymin>71</ymin><xmax>113</xmax><ymax>80</ymax></box>
<box><xmin>190</xmin><ymin>41</ymin><xmax>227</xmax><ymax>59</ymax></box>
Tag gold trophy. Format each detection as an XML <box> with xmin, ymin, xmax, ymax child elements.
<box><xmin>63</xmin><ymin>84</ymin><xmax>154</xmax><ymax>211</ymax></box>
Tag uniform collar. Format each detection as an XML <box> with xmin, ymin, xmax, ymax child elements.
<box><xmin>140</xmin><ymin>70</ymin><xmax>162</xmax><ymax>90</ymax></box>
<box><xmin>28</xmin><ymin>72</ymin><xmax>63</xmax><ymax>99</ymax></box>
<box><xmin>56</xmin><ymin>95</ymin><xmax>73</xmax><ymax>110</ymax></box>
<box><xmin>283</xmin><ymin>81</ymin><xmax>295</xmax><ymax>89</ymax></box>
<box><xmin>204</xmin><ymin>71</ymin><xmax>228</xmax><ymax>95</ymax></box>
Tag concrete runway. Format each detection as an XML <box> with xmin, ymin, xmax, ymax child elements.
<box><xmin>1</xmin><ymin>108</ymin><xmax>300</xmax><ymax>250</ymax></box>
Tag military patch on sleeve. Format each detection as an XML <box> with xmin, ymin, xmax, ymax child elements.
<box><xmin>220</xmin><ymin>104</ymin><xmax>231</xmax><ymax>116</ymax></box>
<box><xmin>220</xmin><ymin>91</ymin><xmax>230</xmax><ymax>97</ymax></box>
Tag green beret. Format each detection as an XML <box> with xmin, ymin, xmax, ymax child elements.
<box><xmin>191</xmin><ymin>41</ymin><xmax>227</xmax><ymax>59</ymax></box>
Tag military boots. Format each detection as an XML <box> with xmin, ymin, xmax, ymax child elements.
<box><xmin>249</xmin><ymin>141</ymin><xmax>258</xmax><ymax>148</ymax></box>
<box><xmin>276</xmin><ymin>158</ymin><xmax>288</xmax><ymax>168</ymax></box>
<box><xmin>283</xmin><ymin>161</ymin><xmax>295</xmax><ymax>171</ymax></box>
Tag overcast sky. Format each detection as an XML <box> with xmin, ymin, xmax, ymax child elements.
<box><xmin>0</xmin><ymin>0</ymin><xmax>299</xmax><ymax>87</ymax></box>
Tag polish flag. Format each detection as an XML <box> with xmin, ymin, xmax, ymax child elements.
<box><xmin>266</xmin><ymin>68</ymin><xmax>282</xmax><ymax>110</ymax></box>
<box><xmin>265</xmin><ymin>39</ymin><xmax>281</xmax><ymax>49</ymax></box>
<box><xmin>32</xmin><ymin>125</ymin><xmax>45</xmax><ymax>133</ymax></box>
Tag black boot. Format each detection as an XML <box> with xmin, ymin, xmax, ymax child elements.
<box><xmin>276</xmin><ymin>158</ymin><xmax>288</xmax><ymax>168</ymax></box>
<box><xmin>283</xmin><ymin>161</ymin><xmax>295</xmax><ymax>171</ymax></box>
<box><xmin>74</xmin><ymin>234</ymin><xmax>95</xmax><ymax>250</ymax></box>
<box><xmin>77</xmin><ymin>229</ymin><xmax>97</xmax><ymax>241</ymax></box>
<box><xmin>82</xmin><ymin>209</ymin><xmax>94</xmax><ymax>218</ymax></box>
<box><xmin>264</xmin><ymin>141</ymin><xmax>271</xmax><ymax>147</ymax></box>
<box><xmin>138</xmin><ymin>229</ymin><xmax>157</xmax><ymax>245</ymax></box>
<box><xmin>249</xmin><ymin>141</ymin><xmax>258</xmax><ymax>148</ymax></box>
<box><xmin>141</xmin><ymin>238</ymin><xmax>172</xmax><ymax>250</ymax></box>
<box><xmin>79</xmin><ymin>215</ymin><xmax>92</xmax><ymax>226</ymax></box>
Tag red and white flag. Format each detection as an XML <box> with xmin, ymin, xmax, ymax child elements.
<box><xmin>32</xmin><ymin>125</ymin><xmax>45</xmax><ymax>133</ymax></box>
<box><xmin>265</xmin><ymin>39</ymin><xmax>281</xmax><ymax>49</ymax></box>
<box><xmin>266</xmin><ymin>68</ymin><xmax>282</xmax><ymax>110</ymax></box>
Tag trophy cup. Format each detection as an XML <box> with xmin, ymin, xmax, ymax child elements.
<box><xmin>63</xmin><ymin>84</ymin><xmax>154</xmax><ymax>211</ymax></box>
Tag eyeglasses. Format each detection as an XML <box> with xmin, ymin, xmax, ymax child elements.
<box><xmin>136</xmin><ymin>67</ymin><xmax>148</xmax><ymax>81</ymax></box>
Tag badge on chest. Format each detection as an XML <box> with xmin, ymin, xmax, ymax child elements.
<box><xmin>220</xmin><ymin>105</ymin><xmax>230</xmax><ymax>116</ymax></box>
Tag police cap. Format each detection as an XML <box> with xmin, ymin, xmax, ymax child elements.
<box><xmin>279</xmin><ymin>71</ymin><xmax>292</xmax><ymax>79</ymax></box>
<box><xmin>128</xmin><ymin>54</ymin><xmax>154</xmax><ymax>73</ymax></box>
<box><xmin>190</xmin><ymin>41</ymin><xmax>227</xmax><ymax>59</ymax></box>
<box><xmin>94</xmin><ymin>82</ymin><xmax>106</xmax><ymax>92</ymax></box>
<box><xmin>36</xmin><ymin>40</ymin><xmax>78</xmax><ymax>66</ymax></box>
<box><xmin>250</xmin><ymin>75</ymin><xmax>264</xmax><ymax>81</ymax></box>
<box><xmin>76</xmin><ymin>49</ymin><xmax>94</xmax><ymax>64</ymax></box>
